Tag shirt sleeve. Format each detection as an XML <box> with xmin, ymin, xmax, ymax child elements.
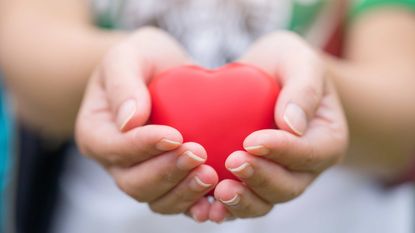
<box><xmin>350</xmin><ymin>0</ymin><xmax>415</xmax><ymax>20</ymax></box>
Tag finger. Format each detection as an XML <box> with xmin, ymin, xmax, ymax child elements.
<box><xmin>274</xmin><ymin>46</ymin><xmax>325</xmax><ymax>136</ymax></box>
<box><xmin>225</xmin><ymin>151</ymin><xmax>314</xmax><ymax>203</ymax></box>
<box><xmin>102</xmin><ymin>28</ymin><xmax>192</xmax><ymax>131</ymax></box>
<box><xmin>77</xmin><ymin>119</ymin><xmax>183</xmax><ymax>167</ymax></box>
<box><xmin>101</xmin><ymin>42</ymin><xmax>151</xmax><ymax>131</ymax></box>
<box><xmin>214</xmin><ymin>179</ymin><xmax>273</xmax><ymax>218</ymax></box>
<box><xmin>244</xmin><ymin>129</ymin><xmax>319</xmax><ymax>172</ymax></box>
<box><xmin>110</xmin><ymin>143</ymin><xmax>209</xmax><ymax>203</ymax></box>
<box><xmin>239</xmin><ymin>31</ymin><xmax>325</xmax><ymax>136</ymax></box>
<box><xmin>244</xmin><ymin>109</ymin><xmax>345</xmax><ymax>173</ymax></box>
<box><xmin>76</xmin><ymin>71</ymin><xmax>184</xmax><ymax>166</ymax></box>
<box><xmin>208</xmin><ymin>200</ymin><xmax>231</xmax><ymax>224</ymax></box>
<box><xmin>187</xmin><ymin>198</ymin><xmax>211</xmax><ymax>223</ymax></box>
<box><xmin>148</xmin><ymin>165</ymin><xmax>218</xmax><ymax>214</ymax></box>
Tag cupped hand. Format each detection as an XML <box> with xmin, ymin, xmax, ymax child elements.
<box><xmin>209</xmin><ymin>31</ymin><xmax>349</xmax><ymax>222</ymax></box>
<box><xmin>75</xmin><ymin>27</ymin><xmax>218</xmax><ymax>222</ymax></box>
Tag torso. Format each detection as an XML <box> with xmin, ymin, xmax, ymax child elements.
<box><xmin>89</xmin><ymin>0</ymin><xmax>344</xmax><ymax>67</ymax></box>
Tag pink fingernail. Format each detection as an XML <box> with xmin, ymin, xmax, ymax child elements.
<box><xmin>220</xmin><ymin>194</ymin><xmax>240</xmax><ymax>206</ymax></box>
<box><xmin>189</xmin><ymin>176</ymin><xmax>212</xmax><ymax>192</ymax></box>
<box><xmin>116</xmin><ymin>99</ymin><xmax>137</xmax><ymax>131</ymax></box>
<box><xmin>176</xmin><ymin>151</ymin><xmax>206</xmax><ymax>170</ymax></box>
<box><xmin>283</xmin><ymin>103</ymin><xmax>307</xmax><ymax>136</ymax></box>
<box><xmin>244</xmin><ymin>145</ymin><xmax>269</xmax><ymax>156</ymax></box>
<box><xmin>156</xmin><ymin>138</ymin><xmax>181</xmax><ymax>151</ymax></box>
<box><xmin>184</xmin><ymin>151</ymin><xmax>205</xmax><ymax>163</ymax></box>
<box><xmin>228</xmin><ymin>162</ymin><xmax>254</xmax><ymax>178</ymax></box>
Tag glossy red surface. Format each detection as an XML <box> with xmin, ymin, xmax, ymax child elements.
<box><xmin>149</xmin><ymin>63</ymin><xmax>280</xmax><ymax>181</ymax></box>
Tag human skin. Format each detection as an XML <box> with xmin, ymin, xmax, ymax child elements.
<box><xmin>76</xmin><ymin>29</ymin><xmax>348</xmax><ymax>222</ymax></box>
<box><xmin>1</xmin><ymin>0</ymin><xmax>415</xmax><ymax>223</ymax></box>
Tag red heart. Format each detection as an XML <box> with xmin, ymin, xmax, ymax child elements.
<box><xmin>149</xmin><ymin>63</ymin><xmax>280</xmax><ymax>182</ymax></box>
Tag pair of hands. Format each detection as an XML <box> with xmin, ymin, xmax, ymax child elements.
<box><xmin>75</xmin><ymin>27</ymin><xmax>348</xmax><ymax>223</ymax></box>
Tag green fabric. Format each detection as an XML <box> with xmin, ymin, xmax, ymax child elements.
<box><xmin>96</xmin><ymin>14</ymin><xmax>116</xmax><ymax>29</ymax></box>
<box><xmin>95</xmin><ymin>0</ymin><xmax>125</xmax><ymax>29</ymax></box>
<box><xmin>289</xmin><ymin>0</ymin><xmax>325</xmax><ymax>34</ymax></box>
<box><xmin>350</xmin><ymin>0</ymin><xmax>415</xmax><ymax>20</ymax></box>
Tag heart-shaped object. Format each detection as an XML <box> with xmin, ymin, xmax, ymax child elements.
<box><xmin>149</xmin><ymin>63</ymin><xmax>280</xmax><ymax>181</ymax></box>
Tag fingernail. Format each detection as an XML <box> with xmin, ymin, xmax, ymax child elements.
<box><xmin>190</xmin><ymin>176</ymin><xmax>212</xmax><ymax>192</ymax></box>
<box><xmin>244</xmin><ymin>145</ymin><xmax>269</xmax><ymax>156</ymax></box>
<box><xmin>192</xmin><ymin>213</ymin><xmax>203</xmax><ymax>223</ymax></box>
<box><xmin>116</xmin><ymin>99</ymin><xmax>136</xmax><ymax>130</ymax></box>
<box><xmin>228</xmin><ymin>162</ymin><xmax>254</xmax><ymax>178</ymax></box>
<box><xmin>156</xmin><ymin>138</ymin><xmax>181</xmax><ymax>151</ymax></box>
<box><xmin>184</xmin><ymin>151</ymin><xmax>205</xmax><ymax>162</ymax></box>
<box><xmin>283</xmin><ymin>103</ymin><xmax>307</xmax><ymax>136</ymax></box>
<box><xmin>220</xmin><ymin>194</ymin><xmax>240</xmax><ymax>206</ymax></box>
<box><xmin>176</xmin><ymin>151</ymin><xmax>206</xmax><ymax>170</ymax></box>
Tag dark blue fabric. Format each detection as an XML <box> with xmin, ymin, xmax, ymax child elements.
<box><xmin>0</xmin><ymin>76</ymin><xmax>12</xmax><ymax>232</ymax></box>
<box><xmin>15</xmin><ymin>127</ymin><xmax>69</xmax><ymax>233</ymax></box>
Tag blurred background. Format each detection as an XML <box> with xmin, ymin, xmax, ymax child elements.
<box><xmin>0</xmin><ymin>0</ymin><xmax>414</xmax><ymax>233</ymax></box>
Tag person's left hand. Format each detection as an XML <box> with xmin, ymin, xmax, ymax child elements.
<box><xmin>208</xmin><ymin>31</ymin><xmax>349</xmax><ymax>222</ymax></box>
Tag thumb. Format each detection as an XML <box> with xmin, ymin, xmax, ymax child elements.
<box><xmin>275</xmin><ymin>51</ymin><xmax>325</xmax><ymax>136</ymax></box>
<box><xmin>101</xmin><ymin>43</ymin><xmax>151</xmax><ymax>132</ymax></box>
<box><xmin>239</xmin><ymin>31</ymin><xmax>325</xmax><ymax>136</ymax></box>
<box><xmin>102</xmin><ymin>28</ymin><xmax>193</xmax><ymax>132</ymax></box>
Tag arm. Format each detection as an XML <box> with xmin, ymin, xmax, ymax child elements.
<box><xmin>329</xmin><ymin>7</ymin><xmax>415</xmax><ymax>181</ymax></box>
<box><xmin>207</xmin><ymin>8</ymin><xmax>415</xmax><ymax>220</ymax></box>
<box><xmin>1</xmin><ymin>1</ymin><xmax>217</xmax><ymax>222</ymax></box>
<box><xmin>0</xmin><ymin>0</ymin><xmax>127</xmax><ymax>139</ymax></box>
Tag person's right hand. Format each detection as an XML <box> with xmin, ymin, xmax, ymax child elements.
<box><xmin>75</xmin><ymin>27</ymin><xmax>218</xmax><ymax>222</ymax></box>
